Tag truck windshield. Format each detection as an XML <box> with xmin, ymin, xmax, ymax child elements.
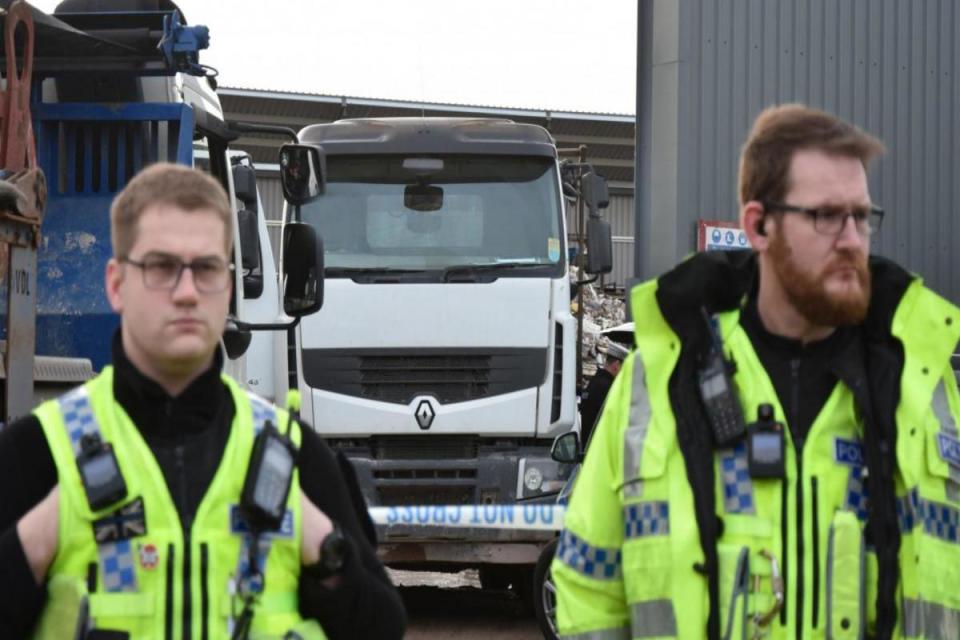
<box><xmin>297</xmin><ymin>155</ymin><xmax>564</xmax><ymax>276</ymax></box>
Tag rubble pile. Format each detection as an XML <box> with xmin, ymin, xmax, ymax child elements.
<box><xmin>570</xmin><ymin>266</ymin><xmax>627</xmax><ymax>380</ymax></box>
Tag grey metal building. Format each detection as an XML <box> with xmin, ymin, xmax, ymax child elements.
<box><xmin>636</xmin><ymin>0</ymin><xmax>960</xmax><ymax>304</ymax></box>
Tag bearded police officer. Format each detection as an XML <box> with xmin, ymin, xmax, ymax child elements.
<box><xmin>0</xmin><ymin>164</ymin><xmax>406</xmax><ymax>639</ymax></box>
<box><xmin>552</xmin><ymin>105</ymin><xmax>960</xmax><ymax>639</ymax></box>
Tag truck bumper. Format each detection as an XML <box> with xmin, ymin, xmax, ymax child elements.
<box><xmin>343</xmin><ymin>441</ymin><xmax>574</xmax><ymax>566</ymax></box>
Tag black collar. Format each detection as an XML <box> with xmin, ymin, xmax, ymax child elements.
<box><xmin>110</xmin><ymin>330</ymin><xmax>226</xmax><ymax>441</ymax></box>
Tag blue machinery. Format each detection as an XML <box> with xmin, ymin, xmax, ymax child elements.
<box><xmin>0</xmin><ymin>1</ymin><xmax>210</xmax><ymax>420</ymax></box>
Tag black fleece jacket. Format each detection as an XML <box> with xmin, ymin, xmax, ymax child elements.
<box><xmin>0</xmin><ymin>333</ymin><xmax>406</xmax><ymax>639</ymax></box>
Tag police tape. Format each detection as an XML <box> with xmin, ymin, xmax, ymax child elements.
<box><xmin>368</xmin><ymin>504</ymin><xmax>567</xmax><ymax>531</ymax></box>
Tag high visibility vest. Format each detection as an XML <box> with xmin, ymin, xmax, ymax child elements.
<box><xmin>30</xmin><ymin>367</ymin><xmax>327</xmax><ymax>640</ymax></box>
<box><xmin>553</xmin><ymin>277</ymin><xmax>960</xmax><ymax>640</ymax></box>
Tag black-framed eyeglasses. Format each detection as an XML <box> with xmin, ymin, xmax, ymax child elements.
<box><xmin>121</xmin><ymin>254</ymin><xmax>234</xmax><ymax>293</ymax></box>
<box><xmin>761</xmin><ymin>201</ymin><xmax>884</xmax><ymax>236</ymax></box>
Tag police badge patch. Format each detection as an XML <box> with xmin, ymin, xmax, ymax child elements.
<box><xmin>138</xmin><ymin>543</ymin><xmax>159</xmax><ymax>570</ymax></box>
<box><xmin>93</xmin><ymin>496</ymin><xmax>147</xmax><ymax>543</ymax></box>
<box><xmin>834</xmin><ymin>438</ymin><xmax>864</xmax><ymax>466</ymax></box>
<box><xmin>938</xmin><ymin>433</ymin><xmax>960</xmax><ymax>469</ymax></box>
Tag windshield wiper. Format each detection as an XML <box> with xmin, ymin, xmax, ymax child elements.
<box><xmin>326</xmin><ymin>267</ymin><xmax>427</xmax><ymax>276</ymax></box>
<box><xmin>442</xmin><ymin>262</ymin><xmax>550</xmax><ymax>282</ymax></box>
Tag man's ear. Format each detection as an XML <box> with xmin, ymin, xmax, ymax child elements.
<box><xmin>742</xmin><ymin>201</ymin><xmax>769</xmax><ymax>250</ymax></box>
<box><xmin>105</xmin><ymin>258</ymin><xmax>124</xmax><ymax>313</ymax></box>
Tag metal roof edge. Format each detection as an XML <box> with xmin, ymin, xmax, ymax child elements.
<box><xmin>219</xmin><ymin>87</ymin><xmax>635</xmax><ymax>124</ymax></box>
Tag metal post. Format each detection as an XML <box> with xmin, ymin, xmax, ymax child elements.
<box><xmin>575</xmin><ymin>145</ymin><xmax>587</xmax><ymax>389</ymax></box>
<box><xmin>5</xmin><ymin>244</ymin><xmax>37</xmax><ymax>423</ymax></box>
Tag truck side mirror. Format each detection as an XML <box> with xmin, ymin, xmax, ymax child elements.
<box><xmin>222</xmin><ymin>318</ymin><xmax>253</xmax><ymax>360</ymax></box>
<box><xmin>582</xmin><ymin>171</ymin><xmax>610</xmax><ymax>216</ymax></box>
<box><xmin>585</xmin><ymin>217</ymin><xmax>613</xmax><ymax>275</ymax></box>
<box><xmin>279</xmin><ymin>144</ymin><xmax>326</xmax><ymax>205</ymax></box>
<box><xmin>282</xmin><ymin>222</ymin><xmax>324</xmax><ymax>317</ymax></box>
<box><xmin>232</xmin><ymin>163</ymin><xmax>259</xmax><ymax>210</ymax></box>
<box><xmin>551</xmin><ymin>431</ymin><xmax>583</xmax><ymax>464</ymax></box>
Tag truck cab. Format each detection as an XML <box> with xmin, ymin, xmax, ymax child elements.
<box><xmin>283</xmin><ymin>117</ymin><xmax>609</xmax><ymax>570</ymax></box>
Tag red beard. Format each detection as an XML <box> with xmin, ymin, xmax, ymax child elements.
<box><xmin>768</xmin><ymin>230</ymin><xmax>871</xmax><ymax>326</ymax></box>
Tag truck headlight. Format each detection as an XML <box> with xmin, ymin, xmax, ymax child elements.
<box><xmin>524</xmin><ymin>466</ymin><xmax>544</xmax><ymax>492</ymax></box>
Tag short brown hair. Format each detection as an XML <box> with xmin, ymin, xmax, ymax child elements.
<box><xmin>738</xmin><ymin>104</ymin><xmax>885</xmax><ymax>205</ymax></box>
<box><xmin>110</xmin><ymin>162</ymin><xmax>233</xmax><ymax>257</ymax></box>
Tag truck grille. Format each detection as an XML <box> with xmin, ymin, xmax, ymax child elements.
<box><xmin>302</xmin><ymin>348</ymin><xmax>547</xmax><ymax>405</ymax></box>
<box><xmin>373</xmin><ymin>436</ymin><xmax>479</xmax><ymax>460</ymax></box>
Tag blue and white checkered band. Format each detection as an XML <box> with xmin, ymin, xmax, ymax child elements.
<box><xmin>556</xmin><ymin>528</ymin><xmax>622</xmax><ymax>580</ymax></box>
<box><xmin>58</xmin><ymin>386</ymin><xmax>102</xmax><ymax>456</ymax></box>
<box><xmin>235</xmin><ymin>535</ymin><xmax>272</xmax><ymax>594</ymax></box>
<box><xmin>99</xmin><ymin>539</ymin><xmax>138</xmax><ymax>592</ymax></box>
<box><xmin>844</xmin><ymin>465</ymin><xmax>870</xmax><ymax>521</ymax></box>
<box><xmin>720</xmin><ymin>442</ymin><xmax>755</xmax><ymax>515</ymax></box>
<box><xmin>624</xmin><ymin>501</ymin><xmax>669</xmax><ymax>538</ymax></box>
<box><xmin>247</xmin><ymin>393</ymin><xmax>277</xmax><ymax>436</ymax></box>
<box><xmin>834</xmin><ymin>438</ymin><xmax>865</xmax><ymax>466</ymax></box>
<box><xmin>938</xmin><ymin>433</ymin><xmax>960</xmax><ymax>470</ymax></box>
<box><xmin>898</xmin><ymin>488</ymin><xmax>960</xmax><ymax>545</ymax></box>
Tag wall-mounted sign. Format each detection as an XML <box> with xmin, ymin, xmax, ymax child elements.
<box><xmin>697</xmin><ymin>220</ymin><xmax>749</xmax><ymax>252</ymax></box>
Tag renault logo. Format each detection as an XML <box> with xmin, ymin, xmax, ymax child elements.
<box><xmin>415</xmin><ymin>399</ymin><xmax>436</xmax><ymax>430</ymax></box>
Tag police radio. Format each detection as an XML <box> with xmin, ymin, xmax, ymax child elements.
<box><xmin>240</xmin><ymin>419</ymin><xmax>297</xmax><ymax>533</ymax></box>
<box><xmin>697</xmin><ymin>309</ymin><xmax>748</xmax><ymax>447</ymax></box>
<box><xmin>747</xmin><ymin>403</ymin><xmax>785</xmax><ymax>479</ymax></box>
<box><xmin>77</xmin><ymin>433</ymin><xmax>127</xmax><ymax>511</ymax></box>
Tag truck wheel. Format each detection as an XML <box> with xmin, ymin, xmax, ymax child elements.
<box><xmin>533</xmin><ymin>538</ymin><xmax>559</xmax><ymax>640</ymax></box>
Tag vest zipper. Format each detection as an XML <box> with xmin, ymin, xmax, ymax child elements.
<box><xmin>200</xmin><ymin>543</ymin><xmax>210</xmax><ymax>640</ymax></box>
<box><xmin>166</xmin><ymin>543</ymin><xmax>175</xmax><ymax>640</ymax></box>
<box><xmin>811</xmin><ymin>475</ymin><xmax>820</xmax><ymax>629</ymax></box>
<box><xmin>791</xmin><ymin>358</ymin><xmax>804</xmax><ymax>640</ymax></box>
<box><xmin>174</xmin><ymin>444</ymin><xmax>193</xmax><ymax>640</ymax></box>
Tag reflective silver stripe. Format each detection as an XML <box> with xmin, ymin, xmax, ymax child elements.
<box><xmin>631</xmin><ymin>599</ymin><xmax>678</xmax><ymax>638</ymax></box>
<box><xmin>623</xmin><ymin>358</ymin><xmax>650</xmax><ymax>498</ymax></box>
<box><xmin>948</xmin><ymin>480</ymin><xmax>960</xmax><ymax>504</ymax></box>
<box><xmin>902</xmin><ymin>597</ymin><xmax>960</xmax><ymax>640</ymax></box>
<box><xmin>933</xmin><ymin>381</ymin><xmax>959</xmax><ymax>437</ymax></box>
<box><xmin>559</xmin><ymin>627</ymin><xmax>630</xmax><ymax>640</ymax></box>
<box><xmin>247</xmin><ymin>392</ymin><xmax>278</xmax><ymax>435</ymax></box>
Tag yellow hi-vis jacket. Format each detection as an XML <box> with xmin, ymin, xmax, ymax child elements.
<box><xmin>553</xmin><ymin>273</ymin><xmax>960</xmax><ymax>639</ymax></box>
<box><xmin>30</xmin><ymin>366</ymin><xmax>326</xmax><ymax>640</ymax></box>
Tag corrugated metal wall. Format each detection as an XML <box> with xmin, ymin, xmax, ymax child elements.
<box><xmin>653</xmin><ymin>0</ymin><xmax>959</xmax><ymax>303</ymax></box>
<box><xmin>258</xmin><ymin>173</ymin><xmax>636</xmax><ymax>289</ymax></box>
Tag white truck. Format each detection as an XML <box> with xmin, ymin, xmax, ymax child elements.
<box><xmin>273</xmin><ymin>117</ymin><xmax>613</xmax><ymax>587</ymax></box>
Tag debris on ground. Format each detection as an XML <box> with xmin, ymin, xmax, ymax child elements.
<box><xmin>570</xmin><ymin>266</ymin><xmax>627</xmax><ymax>380</ymax></box>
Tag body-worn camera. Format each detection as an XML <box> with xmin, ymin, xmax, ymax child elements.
<box><xmin>77</xmin><ymin>434</ymin><xmax>127</xmax><ymax>511</ymax></box>
<box><xmin>240</xmin><ymin>420</ymin><xmax>297</xmax><ymax>533</ymax></box>
<box><xmin>747</xmin><ymin>403</ymin><xmax>785</xmax><ymax>479</ymax></box>
<box><xmin>698</xmin><ymin>310</ymin><xmax>747</xmax><ymax>447</ymax></box>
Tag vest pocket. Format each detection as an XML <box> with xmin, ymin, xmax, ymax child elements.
<box><xmin>718</xmin><ymin>545</ymin><xmax>749</xmax><ymax>640</ymax></box>
<box><xmin>717</xmin><ymin>515</ymin><xmax>779</xmax><ymax>639</ymax></box>
<box><xmin>825</xmin><ymin>510</ymin><xmax>864</xmax><ymax>639</ymax></box>
<box><xmin>622</xmin><ymin>536</ymin><xmax>678</xmax><ymax>639</ymax></box>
